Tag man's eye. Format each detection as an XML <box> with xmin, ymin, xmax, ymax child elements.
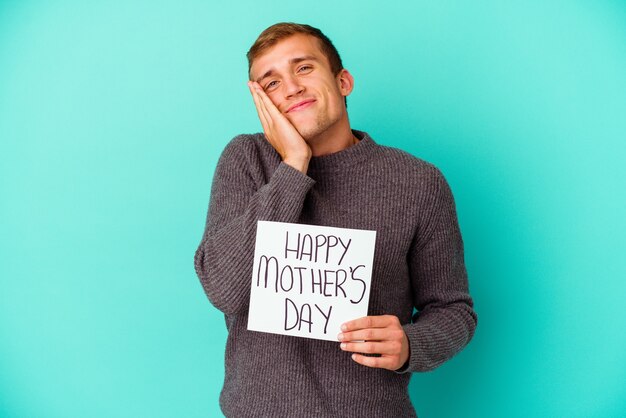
<box><xmin>266</xmin><ymin>80</ymin><xmax>278</xmax><ymax>89</ymax></box>
<box><xmin>298</xmin><ymin>65</ymin><xmax>312</xmax><ymax>72</ymax></box>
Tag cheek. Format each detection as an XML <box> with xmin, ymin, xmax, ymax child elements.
<box><xmin>323</xmin><ymin>88</ymin><xmax>343</xmax><ymax>111</ymax></box>
<box><xmin>266</xmin><ymin>92</ymin><xmax>282</xmax><ymax>108</ymax></box>
<box><xmin>266</xmin><ymin>89</ymin><xmax>278</xmax><ymax>99</ymax></box>
<box><xmin>323</xmin><ymin>83</ymin><xmax>342</xmax><ymax>101</ymax></box>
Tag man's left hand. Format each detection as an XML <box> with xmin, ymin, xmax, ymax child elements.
<box><xmin>338</xmin><ymin>315</ymin><xmax>410</xmax><ymax>371</ymax></box>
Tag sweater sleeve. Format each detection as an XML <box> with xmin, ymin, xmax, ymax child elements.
<box><xmin>194</xmin><ymin>135</ymin><xmax>316</xmax><ymax>315</ymax></box>
<box><xmin>398</xmin><ymin>167</ymin><xmax>478</xmax><ymax>373</ymax></box>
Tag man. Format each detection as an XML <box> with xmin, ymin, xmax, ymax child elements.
<box><xmin>194</xmin><ymin>22</ymin><xmax>477</xmax><ymax>417</ymax></box>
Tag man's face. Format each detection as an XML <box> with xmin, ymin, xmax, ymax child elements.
<box><xmin>250</xmin><ymin>34</ymin><xmax>353</xmax><ymax>141</ymax></box>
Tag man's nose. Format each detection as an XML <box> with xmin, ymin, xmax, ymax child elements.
<box><xmin>283</xmin><ymin>75</ymin><xmax>304</xmax><ymax>98</ymax></box>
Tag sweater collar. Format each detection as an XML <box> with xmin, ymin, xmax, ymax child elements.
<box><xmin>306</xmin><ymin>129</ymin><xmax>376</xmax><ymax>173</ymax></box>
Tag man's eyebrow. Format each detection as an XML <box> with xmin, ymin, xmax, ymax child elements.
<box><xmin>255</xmin><ymin>55</ymin><xmax>320</xmax><ymax>83</ymax></box>
<box><xmin>290</xmin><ymin>55</ymin><xmax>319</xmax><ymax>65</ymax></box>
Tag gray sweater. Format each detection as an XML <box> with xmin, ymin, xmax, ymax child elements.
<box><xmin>194</xmin><ymin>130</ymin><xmax>477</xmax><ymax>417</ymax></box>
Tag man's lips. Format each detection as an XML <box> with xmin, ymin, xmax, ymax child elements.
<box><xmin>286</xmin><ymin>99</ymin><xmax>316</xmax><ymax>113</ymax></box>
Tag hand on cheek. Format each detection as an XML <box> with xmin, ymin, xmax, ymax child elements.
<box><xmin>247</xmin><ymin>81</ymin><xmax>311</xmax><ymax>173</ymax></box>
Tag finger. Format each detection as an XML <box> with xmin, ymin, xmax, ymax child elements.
<box><xmin>253</xmin><ymin>84</ymin><xmax>273</xmax><ymax>127</ymax></box>
<box><xmin>341</xmin><ymin>315</ymin><xmax>399</xmax><ymax>332</ymax></box>
<box><xmin>338</xmin><ymin>328</ymin><xmax>398</xmax><ymax>343</ymax></box>
<box><xmin>248</xmin><ymin>82</ymin><xmax>271</xmax><ymax>131</ymax></box>
<box><xmin>340</xmin><ymin>341</ymin><xmax>400</xmax><ymax>355</ymax></box>
<box><xmin>251</xmin><ymin>81</ymin><xmax>283</xmax><ymax>118</ymax></box>
<box><xmin>350</xmin><ymin>353</ymin><xmax>396</xmax><ymax>370</ymax></box>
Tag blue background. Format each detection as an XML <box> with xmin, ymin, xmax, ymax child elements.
<box><xmin>1</xmin><ymin>1</ymin><xmax>625</xmax><ymax>417</ymax></box>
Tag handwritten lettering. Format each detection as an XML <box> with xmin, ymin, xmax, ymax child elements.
<box><xmin>284</xmin><ymin>231</ymin><xmax>352</xmax><ymax>265</ymax></box>
<box><xmin>284</xmin><ymin>298</ymin><xmax>333</xmax><ymax>335</ymax></box>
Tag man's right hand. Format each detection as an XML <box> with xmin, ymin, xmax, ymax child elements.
<box><xmin>248</xmin><ymin>81</ymin><xmax>312</xmax><ymax>174</ymax></box>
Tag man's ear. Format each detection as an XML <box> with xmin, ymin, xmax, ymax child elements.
<box><xmin>336</xmin><ymin>69</ymin><xmax>354</xmax><ymax>97</ymax></box>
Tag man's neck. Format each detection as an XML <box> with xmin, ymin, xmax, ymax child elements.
<box><xmin>307</xmin><ymin>119</ymin><xmax>357</xmax><ymax>157</ymax></box>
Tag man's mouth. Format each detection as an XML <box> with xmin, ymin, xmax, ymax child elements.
<box><xmin>287</xmin><ymin>99</ymin><xmax>316</xmax><ymax>113</ymax></box>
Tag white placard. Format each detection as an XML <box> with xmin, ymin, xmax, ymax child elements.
<box><xmin>247</xmin><ymin>221</ymin><xmax>377</xmax><ymax>341</ymax></box>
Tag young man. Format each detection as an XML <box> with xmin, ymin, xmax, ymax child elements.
<box><xmin>194</xmin><ymin>23</ymin><xmax>477</xmax><ymax>417</ymax></box>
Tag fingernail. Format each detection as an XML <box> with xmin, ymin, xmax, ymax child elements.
<box><xmin>337</xmin><ymin>333</ymin><xmax>343</xmax><ymax>341</ymax></box>
<box><xmin>340</xmin><ymin>343</ymin><xmax>346</xmax><ymax>349</ymax></box>
<box><xmin>341</xmin><ymin>324</ymin><xmax>347</xmax><ymax>331</ymax></box>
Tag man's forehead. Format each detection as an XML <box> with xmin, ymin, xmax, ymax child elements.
<box><xmin>250</xmin><ymin>34</ymin><xmax>328</xmax><ymax>79</ymax></box>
